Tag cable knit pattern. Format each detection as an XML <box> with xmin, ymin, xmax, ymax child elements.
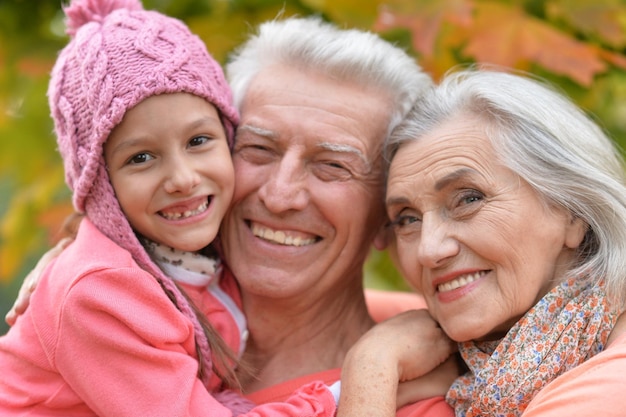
<box><xmin>49</xmin><ymin>0</ymin><xmax>238</xmax><ymax>213</ymax></box>
<box><xmin>47</xmin><ymin>0</ymin><xmax>239</xmax><ymax>399</ymax></box>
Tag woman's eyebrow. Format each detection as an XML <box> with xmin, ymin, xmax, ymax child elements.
<box><xmin>435</xmin><ymin>168</ymin><xmax>474</xmax><ymax>191</ymax></box>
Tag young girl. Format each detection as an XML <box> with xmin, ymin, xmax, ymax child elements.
<box><xmin>0</xmin><ymin>0</ymin><xmax>337</xmax><ymax>415</ymax></box>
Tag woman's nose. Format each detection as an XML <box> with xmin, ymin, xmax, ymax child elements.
<box><xmin>416</xmin><ymin>212</ymin><xmax>460</xmax><ymax>268</ymax></box>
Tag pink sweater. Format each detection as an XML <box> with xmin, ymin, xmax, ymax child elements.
<box><xmin>0</xmin><ymin>219</ymin><xmax>335</xmax><ymax>416</ymax></box>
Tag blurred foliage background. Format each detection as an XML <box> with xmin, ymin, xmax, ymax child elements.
<box><xmin>1</xmin><ymin>0</ymin><xmax>626</xmax><ymax>334</ymax></box>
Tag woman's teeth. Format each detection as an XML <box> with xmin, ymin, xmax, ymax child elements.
<box><xmin>437</xmin><ymin>272</ymin><xmax>484</xmax><ymax>292</ymax></box>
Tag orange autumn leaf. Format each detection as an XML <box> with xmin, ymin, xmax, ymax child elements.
<box><xmin>596</xmin><ymin>48</ymin><xmax>626</xmax><ymax>70</ymax></box>
<box><xmin>374</xmin><ymin>0</ymin><xmax>473</xmax><ymax>57</ymax></box>
<box><xmin>373</xmin><ymin>0</ymin><xmax>622</xmax><ymax>87</ymax></box>
<box><xmin>463</xmin><ymin>2</ymin><xmax>606</xmax><ymax>86</ymax></box>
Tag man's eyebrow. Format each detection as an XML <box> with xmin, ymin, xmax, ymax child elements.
<box><xmin>237</xmin><ymin>124</ymin><xmax>277</xmax><ymax>139</ymax></box>
<box><xmin>318</xmin><ymin>142</ymin><xmax>371</xmax><ymax>171</ymax></box>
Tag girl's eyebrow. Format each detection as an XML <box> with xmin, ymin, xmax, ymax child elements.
<box><xmin>107</xmin><ymin>137</ymin><xmax>147</xmax><ymax>156</ymax></box>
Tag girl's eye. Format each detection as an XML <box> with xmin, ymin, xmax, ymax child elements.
<box><xmin>189</xmin><ymin>135</ymin><xmax>210</xmax><ymax>147</ymax></box>
<box><xmin>128</xmin><ymin>153</ymin><xmax>153</xmax><ymax>165</ymax></box>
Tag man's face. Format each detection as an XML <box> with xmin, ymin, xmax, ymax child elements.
<box><xmin>220</xmin><ymin>64</ymin><xmax>392</xmax><ymax>301</ymax></box>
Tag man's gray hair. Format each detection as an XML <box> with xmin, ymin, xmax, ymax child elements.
<box><xmin>226</xmin><ymin>16</ymin><xmax>433</xmax><ymax>139</ymax></box>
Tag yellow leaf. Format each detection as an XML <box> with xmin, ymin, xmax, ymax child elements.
<box><xmin>301</xmin><ymin>0</ymin><xmax>381</xmax><ymax>28</ymax></box>
<box><xmin>0</xmin><ymin>166</ymin><xmax>67</xmax><ymax>283</ymax></box>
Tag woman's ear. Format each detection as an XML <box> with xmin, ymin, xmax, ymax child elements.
<box><xmin>565</xmin><ymin>215</ymin><xmax>588</xmax><ymax>249</ymax></box>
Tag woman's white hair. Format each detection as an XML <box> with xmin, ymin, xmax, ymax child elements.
<box><xmin>226</xmin><ymin>16</ymin><xmax>433</xmax><ymax>139</ymax></box>
<box><xmin>386</xmin><ymin>67</ymin><xmax>626</xmax><ymax>308</ymax></box>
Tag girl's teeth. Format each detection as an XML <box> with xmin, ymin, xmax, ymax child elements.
<box><xmin>161</xmin><ymin>200</ymin><xmax>208</xmax><ymax>220</ymax></box>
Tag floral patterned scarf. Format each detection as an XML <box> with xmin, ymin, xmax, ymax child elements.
<box><xmin>446</xmin><ymin>277</ymin><xmax>619</xmax><ymax>417</ymax></box>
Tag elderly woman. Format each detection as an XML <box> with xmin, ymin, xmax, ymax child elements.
<box><xmin>338</xmin><ymin>68</ymin><xmax>626</xmax><ymax>417</ymax></box>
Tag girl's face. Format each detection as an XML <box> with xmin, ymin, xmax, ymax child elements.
<box><xmin>385</xmin><ymin>113</ymin><xmax>586</xmax><ymax>342</ymax></box>
<box><xmin>104</xmin><ymin>93</ymin><xmax>235</xmax><ymax>252</ymax></box>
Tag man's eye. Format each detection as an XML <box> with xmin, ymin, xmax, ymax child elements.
<box><xmin>312</xmin><ymin>160</ymin><xmax>355</xmax><ymax>182</ymax></box>
<box><xmin>325</xmin><ymin>161</ymin><xmax>347</xmax><ymax>170</ymax></box>
<box><xmin>250</xmin><ymin>144</ymin><xmax>271</xmax><ymax>152</ymax></box>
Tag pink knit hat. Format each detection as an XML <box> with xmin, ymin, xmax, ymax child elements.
<box><xmin>50</xmin><ymin>0</ymin><xmax>238</xmax><ymax>213</ymax></box>
<box><xmin>48</xmin><ymin>0</ymin><xmax>239</xmax><ymax>389</ymax></box>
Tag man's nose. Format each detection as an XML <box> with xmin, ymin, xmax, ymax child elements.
<box><xmin>258</xmin><ymin>154</ymin><xmax>309</xmax><ymax>213</ymax></box>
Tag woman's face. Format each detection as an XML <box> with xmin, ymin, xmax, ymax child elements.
<box><xmin>385</xmin><ymin>113</ymin><xmax>586</xmax><ymax>342</ymax></box>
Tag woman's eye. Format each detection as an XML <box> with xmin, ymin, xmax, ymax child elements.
<box><xmin>389</xmin><ymin>213</ymin><xmax>421</xmax><ymax>229</ymax></box>
<box><xmin>449</xmin><ymin>189</ymin><xmax>485</xmax><ymax>219</ymax></box>
<box><xmin>128</xmin><ymin>153</ymin><xmax>153</xmax><ymax>165</ymax></box>
<box><xmin>457</xmin><ymin>190</ymin><xmax>484</xmax><ymax>207</ymax></box>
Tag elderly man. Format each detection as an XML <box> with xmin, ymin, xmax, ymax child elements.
<box><xmin>220</xmin><ymin>17</ymin><xmax>455</xmax><ymax>413</ymax></box>
<box><xmin>6</xmin><ymin>16</ymin><xmax>455</xmax><ymax>416</ymax></box>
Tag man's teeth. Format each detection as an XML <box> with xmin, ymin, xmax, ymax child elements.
<box><xmin>437</xmin><ymin>272</ymin><xmax>483</xmax><ymax>292</ymax></box>
<box><xmin>161</xmin><ymin>200</ymin><xmax>208</xmax><ymax>220</ymax></box>
<box><xmin>251</xmin><ymin>224</ymin><xmax>316</xmax><ymax>247</ymax></box>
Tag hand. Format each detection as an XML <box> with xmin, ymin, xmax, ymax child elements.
<box><xmin>5</xmin><ymin>237</ymin><xmax>72</xmax><ymax>325</ymax></box>
<box><xmin>354</xmin><ymin>309</ymin><xmax>456</xmax><ymax>381</ymax></box>
<box><xmin>397</xmin><ymin>354</ymin><xmax>460</xmax><ymax>408</ymax></box>
<box><xmin>337</xmin><ymin>309</ymin><xmax>455</xmax><ymax>417</ymax></box>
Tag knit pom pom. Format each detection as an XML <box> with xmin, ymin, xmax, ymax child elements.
<box><xmin>64</xmin><ymin>0</ymin><xmax>144</xmax><ymax>36</ymax></box>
